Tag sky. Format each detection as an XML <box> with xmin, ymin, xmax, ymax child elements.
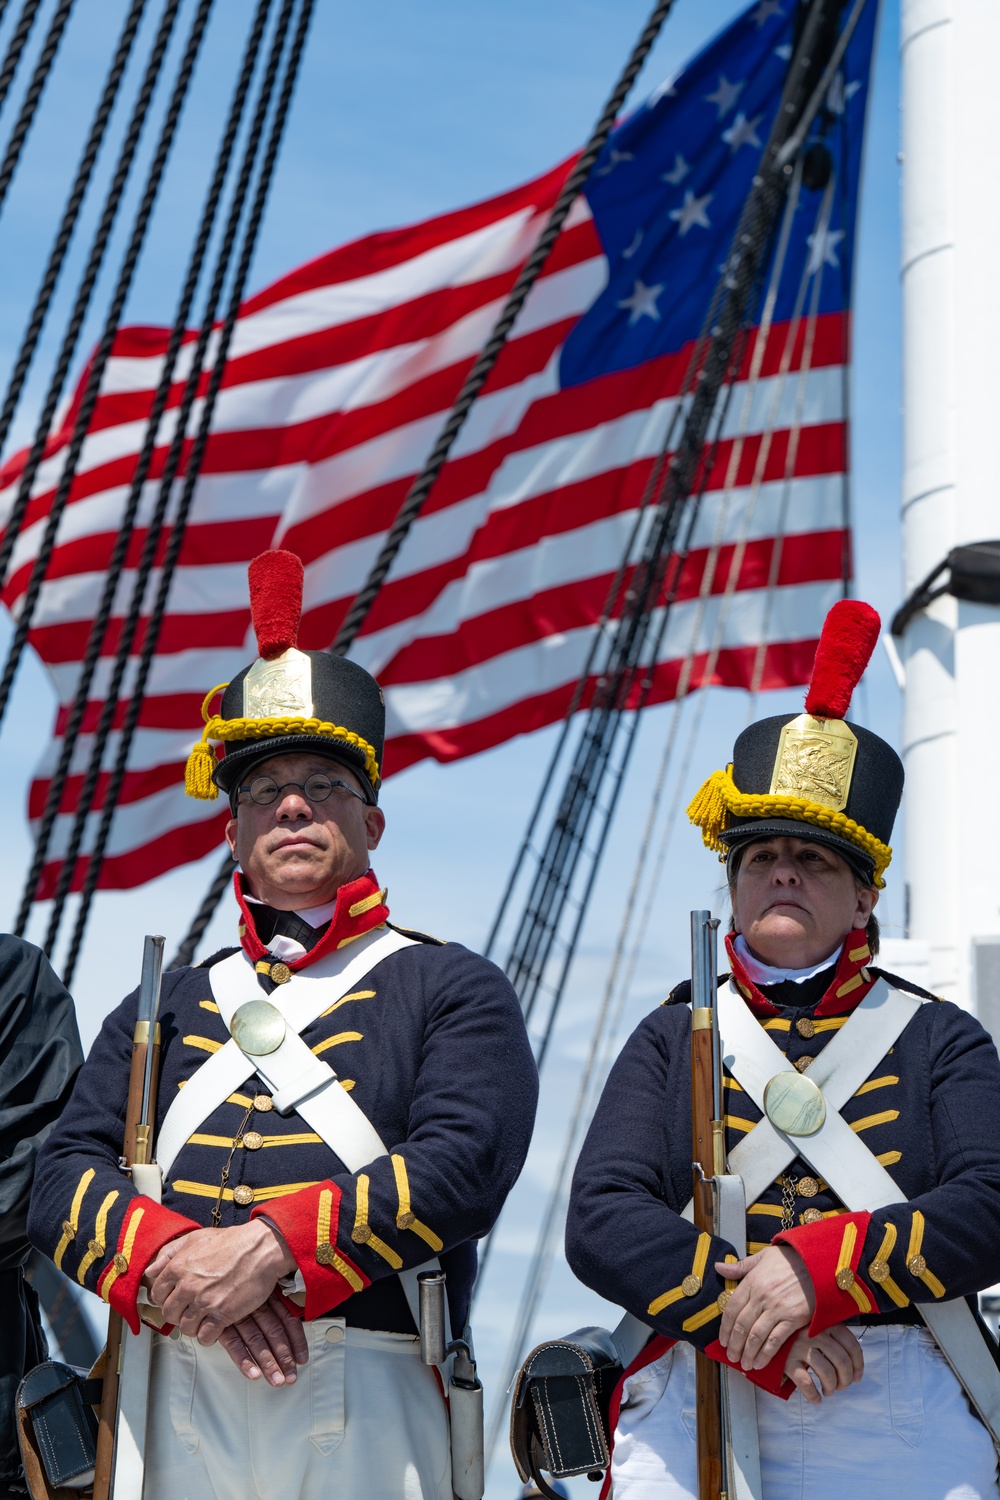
<box><xmin>0</xmin><ymin>0</ymin><xmax>906</xmax><ymax>1492</ymax></box>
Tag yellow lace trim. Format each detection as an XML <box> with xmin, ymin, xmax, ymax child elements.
<box><xmin>183</xmin><ymin>679</ymin><xmax>380</xmax><ymax>801</ymax></box>
<box><xmin>686</xmin><ymin>765</ymin><xmax>891</xmax><ymax>887</ymax></box>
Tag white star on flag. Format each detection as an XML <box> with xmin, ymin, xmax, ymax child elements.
<box><xmin>622</xmin><ymin>229</ymin><xmax>643</xmax><ymax>260</ymax></box>
<box><xmin>596</xmin><ymin>147</ymin><xmax>635</xmax><ymax>177</ymax></box>
<box><xmin>648</xmin><ymin>76</ymin><xmax>678</xmax><ymax>107</ymax></box>
<box><xmin>617</xmin><ymin>278</ymin><xmax>664</xmax><ymax>325</ymax></box>
<box><xmin>752</xmin><ymin>0</ymin><xmax>784</xmax><ymax>25</ymax></box>
<box><xmin>670</xmin><ymin>190</ymin><xmax>713</xmax><ymax>235</ymax></box>
<box><xmin>807</xmin><ymin>225</ymin><xmax>846</xmax><ymax>272</ymax></box>
<box><xmin>826</xmin><ymin>73</ymin><xmax>862</xmax><ymax>115</ymax></box>
<box><xmin>721</xmin><ymin>111</ymin><xmax>763</xmax><ymax>152</ymax></box>
<box><xmin>704</xmin><ymin>74</ymin><xmax>745</xmax><ymax>119</ymax></box>
<box><xmin>661</xmin><ymin>153</ymin><xmax>691</xmax><ymax>185</ymax></box>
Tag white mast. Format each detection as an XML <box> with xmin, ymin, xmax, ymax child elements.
<box><xmin>898</xmin><ymin>0</ymin><xmax>1000</xmax><ymax>1013</ymax></box>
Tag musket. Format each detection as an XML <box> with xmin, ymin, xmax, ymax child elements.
<box><xmin>690</xmin><ymin>910</ymin><xmax>730</xmax><ymax>1500</ymax></box>
<box><xmin>93</xmin><ymin>934</ymin><xmax>166</xmax><ymax>1500</ymax></box>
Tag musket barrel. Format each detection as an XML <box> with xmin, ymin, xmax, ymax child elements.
<box><xmin>138</xmin><ymin>934</ymin><xmax>165</xmax><ymax>1136</ymax></box>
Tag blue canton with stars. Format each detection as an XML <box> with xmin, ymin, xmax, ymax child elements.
<box><xmin>559</xmin><ymin>0</ymin><xmax>877</xmax><ymax>388</ymax></box>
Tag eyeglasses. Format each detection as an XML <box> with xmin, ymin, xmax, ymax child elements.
<box><xmin>237</xmin><ymin>773</ymin><xmax>367</xmax><ymax>807</ymax></box>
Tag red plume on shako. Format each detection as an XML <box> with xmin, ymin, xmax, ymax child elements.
<box><xmin>687</xmin><ymin>598</ymin><xmax>903</xmax><ymax>888</ymax></box>
<box><xmin>184</xmin><ymin>549</ymin><xmax>386</xmax><ymax>807</ymax></box>
<box><xmin>247</xmin><ymin>548</ymin><xmax>304</xmax><ymax>660</ymax></box>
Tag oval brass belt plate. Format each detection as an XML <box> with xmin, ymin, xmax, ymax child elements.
<box><xmin>763</xmin><ymin>1070</ymin><xmax>827</xmax><ymax>1136</ymax></box>
<box><xmin>230</xmin><ymin>999</ymin><xmax>286</xmax><ymax>1056</ymax></box>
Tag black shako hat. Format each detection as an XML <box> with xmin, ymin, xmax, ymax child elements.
<box><xmin>184</xmin><ymin>550</ymin><xmax>385</xmax><ymax>805</ymax></box>
<box><xmin>687</xmin><ymin>600</ymin><xmax>903</xmax><ymax>887</ymax></box>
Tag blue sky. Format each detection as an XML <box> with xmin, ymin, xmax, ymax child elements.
<box><xmin>0</xmin><ymin>1</ymin><xmax>904</xmax><ymax>1490</ymax></box>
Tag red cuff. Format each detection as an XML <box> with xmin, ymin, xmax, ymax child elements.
<box><xmin>97</xmin><ymin>1197</ymin><xmax>199</xmax><ymax>1334</ymax></box>
<box><xmin>252</xmin><ymin>1181</ymin><xmax>370</xmax><ymax>1320</ymax></box>
<box><xmin>703</xmin><ymin>1334</ymin><xmax>796</xmax><ymax>1398</ymax></box>
<box><xmin>773</xmin><ymin>1212</ymin><xmax>875</xmax><ymax>1335</ymax></box>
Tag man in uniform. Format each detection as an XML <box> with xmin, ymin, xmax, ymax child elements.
<box><xmin>0</xmin><ymin>940</ymin><xmax>81</xmax><ymax>1499</ymax></box>
<box><xmin>29</xmin><ymin>549</ymin><xmax>538</xmax><ymax>1499</ymax></box>
<box><xmin>564</xmin><ymin>600</ymin><xmax>1000</xmax><ymax>1498</ymax></box>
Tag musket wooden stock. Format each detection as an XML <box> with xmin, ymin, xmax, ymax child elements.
<box><xmin>92</xmin><ymin>1016</ymin><xmax>161</xmax><ymax>1500</ymax></box>
<box><xmin>691</xmin><ymin>1009</ymin><xmax>723</xmax><ymax>1500</ymax></box>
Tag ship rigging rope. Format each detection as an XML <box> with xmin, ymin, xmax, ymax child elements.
<box><xmin>484</xmin><ymin>0</ymin><xmax>852</xmax><ymax>1048</ymax></box>
<box><xmin>61</xmin><ymin>0</ymin><xmax>316</xmax><ymax>984</ymax></box>
<box><xmin>479</xmin><ymin>144</ymin><xmax>836</xmax><ymax>1465</ymax></box>
<box><xmin>0</xmin><ymin>0</ymin><xmax>193</xmax><ymax>673</ymax></box>
<box><xmin>330</xmin><ymin>0</ymin><xmax>680</xmax><ymax>658</ymax></box>
<box><xmin>0</xmin><ymin>0</ymin><xmax>43</xmax><ymax>123</ymax></box>
<box><xmin>171</xmin><ymin>0</ymin><xmax>683</xmax><ymax>969</ymax></box>
<box><xmin>14</xmin><ymin>0</ymin><xmax>278</xmax><ymax>936</ymax></box>
<box><xmin>0</xmin><ymin>0</ymin><xmax>73</xmax><ymax>216</ymax></box>
<box><xmin>0</xmin><ymin>0</ymin><xmax>150</xmax><ymax>531</ymax></box>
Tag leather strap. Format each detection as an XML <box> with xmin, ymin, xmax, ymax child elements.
<box><xmin>206</xmin><ymin>929</ymin><xmax>443</xmax><ymax>1342</ymax></box>
<box><xmin>719</xmin><ymin>982</ymin><xmax>1000</xmax><ymax>1444</ymax></box>
<box><xmin>156</xmin><ymin>927</ymin><xmax>415</xmax><ymax>1177</ymax></box>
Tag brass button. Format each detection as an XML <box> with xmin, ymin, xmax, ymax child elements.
<box><xmin>396</xmin><ymin>1211</ymin><xmax>415</xmax><ymax>1230</ymax></box>
<box><xmin>681</xmin><ymin>1275</ymin><xmax>702</xmax><ymax>1297</ymax></box>
<box><xmin>717</xmin><ymin>1289</ymin><xmax>732</xmax><ymax>1311</ymax></box>
<box><xmin>351</xmin><ymin>1225</ymin><xmax>371</xmax><ymax>1244</ymax></box>
<box><xmin>233</xmin><ymin>1185</ymin><xmax>255</xmax><ymax>1206</ymax></box>
<box><xmin>797</xmin><ymin>1177</ymin><xmax>820</xmax><ymax>1198</ymax></box>
<box><xmin>325</xmin><ymin>1324</ymin><xmax>345</xmax><ymax>1344</ymax></box>
<box><xmin>114</xmin><ymin>1253</ymin><xmax>129</xmax><ymax>1275</ymax></box>
<box><xmin>316</xmin><ymin>1242</ymin><xmax>336</xmax><ymax>1266</ymax></box>
<box><xmin>835</xmin><ymin>1267</ymin><xmax>856</xmax><ymax>1291</ymax></box>
<box><xmin>241</xmin><ymin>1131</ymin><xmax>264</xmax><ymax>1151</ymax></box>
<box><xmin>88</xmin><ymin>1239</ymin><xmax>104</xmax><ymax>1257</ymax></box>
<box><xmin>796</xmin><ymin>1017</ymin><xmax>816</xmax><ymax>1039</ymax></box>
<box><xmin>801</xmin><ymin>1208</ymin><xmax>823</xmax><ymax>1224</ymax></box>
<box><xmin>61</xmin><ymin>1220</ymin><xmax>75</xmax><ymax>1239</ymax></box>
<box><xmin>253</xmin><ymin>1094</ymin><xmax>273</xmax><ymax>1112</ymax></box>
<box><xmin>907</xmin><ymin>1254</ymin><xmax>927</xmax><ymax>1277</ymax></box>
<box><xmin>869</xmin><ymin>1259</ymin><xmax>890</xmax><ymax>1284</ymax></box>
<box><xmin>270</xmin><ymin>962</ymin><xmax>292</xmax><ymax>985</ymax></box>
<box><xmin>794</xmin><ymin>1056</ymin><xmax>813</xmax><ymax>1073</ymax></box>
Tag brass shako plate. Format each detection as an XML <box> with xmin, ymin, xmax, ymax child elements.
<box><xmin>230</xmin><ymin>999</ymin><xmax>286</xmax><ymax>1056</ymax></box>
<box><xmin>763</xmin><ymin>1070</ymin><xmax>827</xmax><ymax>1136</ymax></box>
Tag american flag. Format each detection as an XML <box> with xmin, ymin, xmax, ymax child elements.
<box><xmin>1</xmin><ymin>0</ymin><xmax>876</xmax><ymax>897</ymax></box>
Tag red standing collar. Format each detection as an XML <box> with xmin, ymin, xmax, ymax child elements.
<box><xmin>725</xmin><ymin>929</ymin><xmax>877</xmax><ymax>1020</ymax></box>
<box><xmin>234</xmin><ymin>868</ymin><xmax>390</xmax><ymax>971</ymax></box>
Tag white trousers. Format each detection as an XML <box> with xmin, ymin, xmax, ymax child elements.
<box><xmin>611</xmin><ymin>1325</ymin><xmax>1000</xmax><ymax>1500</ymax></box>
<box><xmin>143</xmin><ymin>1318</ymin><xmax>453</xmax><ymax>1499</ymax></box>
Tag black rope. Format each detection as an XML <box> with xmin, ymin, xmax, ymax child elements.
<box><xmin>47</xmin><ymin>0</ymin><xmax>297</xmax><ymax>962</ymax></box>
<box><xmin>62</xmin><ymin>0</ymin><xmax>315</xmax><ymax>984</ymax></box>
<box><xmin>15</xmin><ymin>0</ymin><xmax>275</xmax><ymax>934</ymax></box>
<box><xmin>0</xmin><ymin>0</ymin><xmax>150</xmax><ymax>503</ymax></box>
<box><xmin>172</xmin><ymin>0</ymin><xmax>679</xmax><ymax>969</ymax></box>
<box><xmin>169</xmin><ymin>851</ymin><xmax>230</xmax><ymax>967</ymax></box>
<box><xmin>0</xmin><ymin>0</ymin><xmax>187</xmax><ymax>663</ymax></box>
<box><xmin>0</xmin><ymin>0</ymin><xmax>42</xmax><ymax>120</ymax></box>
<box><xmin>0</xmin><ymin>0</ymin><xmax>75</xmax><ymax>219</ymax></box>
<box><xmin>331</xmin><ymin>0</ymin><xmax>678</xmax><ymax>655</ymax></box>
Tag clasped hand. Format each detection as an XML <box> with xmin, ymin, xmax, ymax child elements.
<box><xmin>713</xmin><ymin>1244</ymin><xmax>863</xmax><ymax>1400</ymax></box>
<box><xmin>144</xmin><ymin>1221</ymin><xmax>308</xmax><ymax>1387</ymax></box>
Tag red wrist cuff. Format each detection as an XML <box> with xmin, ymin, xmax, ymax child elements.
<box><xmin>703</xmin><ymin>1334</ymin><xmax>796</xmax><ymax>1399</ymax></box>
<box><xmin>97</xmin><ymin>1198</ymin><xmax>199</xmax><ymax>1333</ymax></box>
<box><xmin>773</xmin><ymin>1212</ymin><xmax>875</xmax><ymax>1334</ymax></box>
<box><xmin>252</xmin><ymin>1181</ymin><xmax>370</xmax><ymax>1319</ymax></box>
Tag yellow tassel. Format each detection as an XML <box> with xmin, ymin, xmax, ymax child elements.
<box><xmin>184</xmin><ymin>736</ymin><xmax>219</xmax><ymax>800</ymax></box>
<box><xmin>686</xmin><ymin>763</ymin><xmax>891</xmax><ymax>886</ymax></box>
<box><xmin>686</xmin><ymin>768</ymin><xmax>731</xmax><ymax>852</ymax></box>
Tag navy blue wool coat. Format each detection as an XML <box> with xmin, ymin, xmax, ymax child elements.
<box><xmin>29</xmin><ymin>931</ymin><xmax>537</xmax><ymax>1338</ymax></box>
<box><xmin>567</xmin><ymin>947</ymin><xmax>1000</xmax><ymax>1392</ymax></box>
